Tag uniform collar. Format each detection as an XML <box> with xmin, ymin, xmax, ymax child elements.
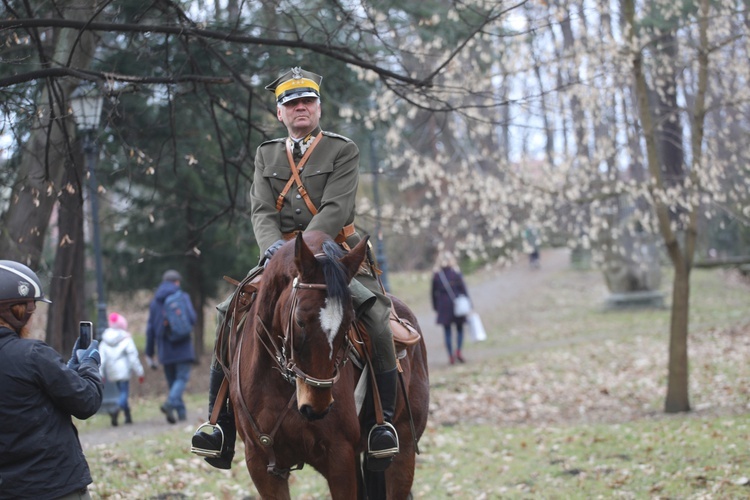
<box><xmin>289</xmin><ymin>126</ymin><xmax>322</xmax><ymax>143</ymax></box>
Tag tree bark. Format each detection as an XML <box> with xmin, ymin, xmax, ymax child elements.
<box><xmin>665</xmin><ymin>259</ymin><xmax>691</xmax><ymax>412</ymax></box>
<box><xmin>0</xmin><ymin>0</ymin><xmax>98</xmax><ymax>267</ymax></box>
<box><xmin>624</xmin><ymin>0</ymin><xmax>694</xmax><ymax>412</ymax></box>
<box><xmin>46</xmin><ymin>152</ymin><xmax>87</xmax><ymax>355</ymax></box>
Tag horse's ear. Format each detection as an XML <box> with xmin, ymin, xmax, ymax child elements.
<box><xmin>339</xmin><ymin>236</ymin><xmax>369</xmax><ymax>281</ymax></box>
<box><xmin>295</xmin><ymin>232</ymin><xmax>317</xmax><ymax>276</ymax></box>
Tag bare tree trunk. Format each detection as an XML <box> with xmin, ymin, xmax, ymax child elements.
<box><xmin>664</xmin><ymin>0</ymin><xmax>710</xmax><ymax>412</ymax></box>
<box><xmin>46</xmin><ymin>151</ymin><xmax>87</xmax><ymax>354</ymax></box>
<box><xmin>0</xmin><ymin>81</ymin><xmax>75</xmax><ymax>266</ymax></box>
<box><xmin>0</xmin><ymin>0</ymin><xmax>98</xmax><ymax>267</ymax></box>
<box><xmin>556</xmin><ymin>0</ymin><xmax>589</xmax><ymax>160</ymax></box>
<box><xmin>665</xmin><ymin>258</ymin><xmax>691</xmax><ymax>412</ymax></box>
<box><xmin>186</xmin><ymin>202</ymin><xmax>205</xmax><ymax>361</ymax></box>
<box><xmin>624</xmin><ymin>0</ymin><xmax>711</xmax><ymax>413</ymax></box>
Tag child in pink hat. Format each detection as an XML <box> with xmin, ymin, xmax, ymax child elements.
<box><xmin>99</xmin><ymin>312</ymin><xmax>144</xmax><ymax>426</ymax></box>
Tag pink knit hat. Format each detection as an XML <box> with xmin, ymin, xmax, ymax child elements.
<box><xmin>108</xmin><ymin>312</ymin><xmax>128</xmax><ymax>330</ymax></box>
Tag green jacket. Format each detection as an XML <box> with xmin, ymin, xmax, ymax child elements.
<box><xmin>251</xmin><ymin>127</ymin><xmax>360</xmax><ymax>254</ymax></box>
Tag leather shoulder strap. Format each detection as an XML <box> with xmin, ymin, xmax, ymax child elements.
<box><xmin>437</xmin><ymin>270</ymin><xmax>456</xmax><ymax>300</ymax></box>
<box><xmin>275</xmin><ymin>134</ymin><xmax>324</xmax><ymax>214</ymax></box>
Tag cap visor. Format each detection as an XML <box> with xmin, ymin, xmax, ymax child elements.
<box><xmin>279</xmin><ymin>91</ymin><xmax>319</xmax><ymax>105</ymax></box>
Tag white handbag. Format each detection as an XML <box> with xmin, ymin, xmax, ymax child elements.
<box><xmin>453</xmin><ymin>294</ymin><xmax>472</xmax><ymax>317</ymax></box>
<box><xmin>438</xmin><ymin>270</ymin><xmax>472</xmax><ymax>317</ymax></box>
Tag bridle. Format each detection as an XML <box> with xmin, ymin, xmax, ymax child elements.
<box><xmin>255</xmin><ymin>275</ymin><xmax>353</xmax><ymax>388</ymax></box>
<box><xmin>235</xmin><ymin>271</ymin><xmax>354</xmax><ymax>478</ymax></box>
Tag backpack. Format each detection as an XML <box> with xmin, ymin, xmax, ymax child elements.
<box><xmin>162</xmin><ymin>290</ymin><xmax>193</xmax><ymax>342</ymax></box>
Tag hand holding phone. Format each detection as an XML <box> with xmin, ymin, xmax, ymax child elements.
<box><xmin>78</xmin><ymin>321</ymin><xmax>92</xmax><ymax>350</ymax></box>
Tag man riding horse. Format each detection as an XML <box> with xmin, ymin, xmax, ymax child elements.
<box><xmin>191</xmin><ymin>67</ymin><xmax>400</xmax><ymax>472</ymax></box>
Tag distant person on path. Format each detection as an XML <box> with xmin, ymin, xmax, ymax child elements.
<box><xmin>0</xmin><ymin>260</ymin><xmax>103</xmax><ymax>499</ymax></box>
<box><xmin>100</xmin><ymin>312</ymin><xmax>144</xmax><ymax>426</ymax></box>
<box><xmin>525</xmin><ymin>226</ymin><xmax>541</xmax><ymax>269</ymax></box>
<box><xmin>431</xmin><ymin>251</ymin><xmax>470</xmax><ymax>364</ymax></box>
<box><xmin>146</xmin><ymin>269</ymin><xmax>197</xmax><ymax>424</ymax></box>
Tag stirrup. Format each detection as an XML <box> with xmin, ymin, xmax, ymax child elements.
<box><xmin>367</xmin><ymin>421</ymin><xmax>399</xmax><ymax>459</ymax></box>
<box><xmin>190</xmin><ymin>421</ymin><xmax>224</xmax><ymax>459</ymax></box>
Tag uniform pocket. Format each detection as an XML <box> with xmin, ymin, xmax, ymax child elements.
<box><xmin>300</xmin><ymin>163</ymin><xmax>333</xmax><ymax>207</ymax></box>
<box><xmin>263</xmin><ymin>166</ymin><xmax>292</xmax><ymax>194</ymax></box>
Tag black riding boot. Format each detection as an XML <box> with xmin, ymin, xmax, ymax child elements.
<box><xmin>191</xmin><ymin>366</ymin><xmax>236</xmax><ymax>469</ymax></box>
<box><xmin>123</xmin><ymin>407</ymin><xmax>132</xmax><ymax>424</ymax></box>
<box><xmin>367</xmin><ymin>368</ymin><xmax>400</xmax><ymax>471</ymax></box>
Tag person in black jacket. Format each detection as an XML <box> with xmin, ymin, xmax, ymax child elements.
<box><xmin>0</xmin><ymin>260</ymin><xmax>103</xmax><ymax>500</ymax></box>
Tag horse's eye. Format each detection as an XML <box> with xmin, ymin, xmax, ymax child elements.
<box><xmin>295</xmin><ymin>317</ymin><xmax>305</xmax><ymax>330</ymax></box>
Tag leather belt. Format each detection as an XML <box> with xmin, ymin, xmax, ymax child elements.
<box><xmin>282</xmin><ymin>223</ymin><xmax>355</xmax><ymax>244</ymax></box>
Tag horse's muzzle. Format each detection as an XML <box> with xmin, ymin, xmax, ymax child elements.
<box><xmin>299</xmin><ymin>402</ymin><xmax>332</xmax><ymax>421</ymax></box>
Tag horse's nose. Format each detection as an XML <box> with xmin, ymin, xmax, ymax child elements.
<box><xmin>299</xmin><ymin>403</ymin><xmax>332</xmax><ymax>421</ymax></box>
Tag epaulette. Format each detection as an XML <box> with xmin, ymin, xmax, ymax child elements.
<box><xmin>321</xmin><ymin>130</ymin><xmax>352</xmax><ymax>142</ymax></box>
<box><xmin>258</xmin><ymin>137</ymin><xmax>287</xmax><ymax>147</ymax></box>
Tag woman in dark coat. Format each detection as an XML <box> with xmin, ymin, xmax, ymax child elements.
<box><xmin>0</xmin><ymin>260</ymin><xmax>103</xmax><ymax>499</ymax></box>
<box><xmin>431</xmin><ymin>251</ymin><xmax>470</xmax><ymax>364</ymax></box>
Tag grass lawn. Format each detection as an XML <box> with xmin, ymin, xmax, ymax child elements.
<box><xmin>81</xmin><ymin>262</ymin><xmax>750</xmax><ymax>498</ymax></box>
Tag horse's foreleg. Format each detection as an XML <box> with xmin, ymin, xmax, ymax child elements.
<box><xmin>323</xmin><ymin>448</ymin><xmax>359</xmax><ymax>500</ymax></box>
<box><xmin>245</xmin><ymin>451</ymin><xmax>292</xmax><ymax>500</ymax></box>
<box><xmin>386</xmin><ymin>445</ymin><xmax>417</xmax><ymax>499</ymax></box>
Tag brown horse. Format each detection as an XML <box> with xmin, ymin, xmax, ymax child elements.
<box><xmin>228</xmin><ymin>231</ymin><xmax>429</xmax><ymax>499</ymax></box>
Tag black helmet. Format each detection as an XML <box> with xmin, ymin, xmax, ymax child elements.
<box><xmin>0</xmin><ymin>260</ymin><xmax>51</xmax><ymax>304</ymax></box>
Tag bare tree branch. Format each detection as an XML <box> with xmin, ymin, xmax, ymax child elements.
<box><xmin>0</xmin><ymin>17</ymin><xmax>433</xmax><ymax>87</ymax></box>
<box><xmin>0</xmin><ymin>67</ymin><xmax>233</xmax><ymax>87</ymax></box>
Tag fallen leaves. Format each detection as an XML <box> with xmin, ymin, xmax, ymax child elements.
<box><xmin>428</xmin><ymin>323</ymin><xmax>750</xmax><ymax>429</ymax></box>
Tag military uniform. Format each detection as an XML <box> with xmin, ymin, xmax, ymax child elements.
<box><xmin>252</xmin><ymin>128</ymin><xmax>357</xmax><ymax>251</ymax></box>
<box><xmin>193</xmin><ymin>67</ymin><xmax>399</xmax><ymax>472</ymax></box>
<box><xmin>251</xmin><ymin>126</ymin><xmax>396</xmax><ymax>374</ymax></box>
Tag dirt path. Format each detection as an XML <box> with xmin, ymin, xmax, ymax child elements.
<box><xmin>79</xmin><ymin>248</ymin><xmax>570</xmax><ymax>448</ymax></box>
<box><xmin>415</xmin><ymin>247</ymin><xmax>569</xmax><ymax>368</ymax></box>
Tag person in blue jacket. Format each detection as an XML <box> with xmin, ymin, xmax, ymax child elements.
<box><xmin>0</xmin><ymin>260</ymin><xmax>102</xmax><ymax>500</ymax></box>
<box><xmin>145</xmin><ymin>269</ymin><xmax>197</xmax><ymax>424</ymax></box>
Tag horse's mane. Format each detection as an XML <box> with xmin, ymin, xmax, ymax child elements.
<box><xmin>317</xmin><ymin>239</ymin><xmax>349</xmax><ymax>305</ymax></box>
<box><xmin>257</xmin><ymin>234</ymin><xmax>353</xmax><ymax>321</ymax></box>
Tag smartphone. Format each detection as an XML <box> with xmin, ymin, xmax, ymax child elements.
<box><xmin>78</xmin><ymin>321</ymin><xmax>92</xmax><ymax>350</ymax></box>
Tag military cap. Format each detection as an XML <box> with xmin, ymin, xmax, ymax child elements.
<box><xmin>265</xmin><ymin>67</ymin><xmax>322</xmax><ymax>105</ymax></box>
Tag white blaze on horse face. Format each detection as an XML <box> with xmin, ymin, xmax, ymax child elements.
<box><xmin>319</xmin><ymin>297</ymin><xmax>344</xmax><ymax>359</ymax></box>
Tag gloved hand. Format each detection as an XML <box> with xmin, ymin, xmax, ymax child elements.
<box><xmin>147</xmin><ymin>356</ymin><xmax>158</xmax><ymax>370</ymax></box>
<box><xmin>138</xmin><ymin>375</ymin><xmax>145</xmax><ymax>384</ymax></box>
<box><xmin>67</xmin><ymin>336</ymin><xmax>83</xmax><ymax>370</ymax></box>
<box><xmin>262</xmin><ymin>239</ymin><xmax>285</xmax><ymax>267</ymax></box>
<box><xmin>76</xmin><ymin>340</ymin><xmax>101</xmax><ymax>368</ymax></box>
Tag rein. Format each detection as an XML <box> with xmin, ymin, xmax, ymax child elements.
<box><xmin>254</xmin><ymin>276</ymin><xmax>352</xmax><ymax>388</ymax></box>
<box><xmin>235</xmin><ymin>272</ymin><xmax>352</xmax><ymax>478</ymax></box>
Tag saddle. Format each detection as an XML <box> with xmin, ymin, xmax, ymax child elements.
<box><xmin>219</xmin><ymin>267</ymin><xmax>423</xmax><ymax>457</ymax></box>
<box><xmin>222</xmin><ymin>271</ymin><xmax>422</xmax><ymax>366</ymax></box>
